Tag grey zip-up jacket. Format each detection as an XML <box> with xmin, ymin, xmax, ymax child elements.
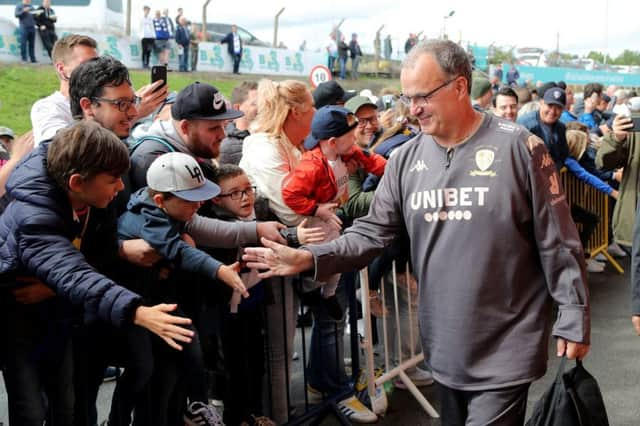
<box><xmin>306</xmin><ymin>114</ymin><xmax>590</xmax><ymax>390</ymax></box>
<box><xmin>129</xmin><ymin>119</ymin><xmax>258</xmax><ymax>249</ymax></box>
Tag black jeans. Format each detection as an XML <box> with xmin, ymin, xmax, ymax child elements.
<box><xmin>72</xmin><ymin>321</ymin><xmax>154</xmax><ymax>426</ymax></box>
<box><xmin>135</xmin><ymin>310</ymin><xmax>207</xmax><ymax>426</ymax></box>
<box><xmin>220</xmin><ymin>306</ymin><xmax>265</xmax><ymax>425</ymax></box>
<box><xmin>2</xmin><ymin>298</ymin><xmax>74</xmax><ymax>426</ymax></box>
<box><xmin>39</xmin><ymin>29</ymin><xmax>57</xmax><ymax>58</ymax></box>
<box><xmin>571</xmin><ymin>204</ymin><xmax>599</xmax><ymax>249</ymax></box>
<box><xmin>232</xmin><ymin>53</ymin><xmax>242</xmax><ymax>73</ymax></box>
<box><xmin>141</xmin><ymin>38</ymin><xmax>155</xmax><ymax>68</ymax></box>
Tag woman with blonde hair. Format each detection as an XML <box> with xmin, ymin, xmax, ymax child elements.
<box><xmin>240</xmin><ymin>79</ymin><xmax>376</xmax><ymax>423</ymax></box>
<box><xmin>239</xmin><ymin>79</ymin><xmax>313</xmax><ymax>423</ymax></box>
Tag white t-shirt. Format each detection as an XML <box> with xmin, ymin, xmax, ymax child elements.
<box><xmin>328</xmin><ymin>156</ymin><xmax>349</xmax><ymax>207</ymax></box>
<box><xmin>232</xmin><ymin>33</ymin><xmax>241</xmax><ymax>54</ymax></box>
<box><xmin>31</xmin><ymin>91</ymin><xmax>73</xmax><ymax>146</ymax></box>
<box><xmin>141</xmin><ymin>15</ymin><xmax>155</xmax><ymax>38</ymax></box>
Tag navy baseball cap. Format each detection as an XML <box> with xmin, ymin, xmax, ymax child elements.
<box><xmin>304</xmin><ymin>106</ymin><xmax>358</xmax><ymax>150</ymax></box>
<box><xmin>543</xmin><ymin>87</ymin><xmax>566</xmax><ymax>107</ymax></box>
<box><xmin>172</xmin><ymin>82</ymin><xmax>243</xmax><ymax>121</ymax></box>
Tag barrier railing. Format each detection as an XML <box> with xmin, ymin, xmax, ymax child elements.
<box><xmin>359</xmin><ymin>263</ymin><xmax>439</xmax><ymax>419</ymax></box>
<box><xmin>559</xmin><ymin>169</ymin><xmax>624</xmax><ymax>273</ymax></box>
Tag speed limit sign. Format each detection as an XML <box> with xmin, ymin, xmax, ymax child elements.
<box><xmin>309</xmin><ymin>65</ymin><xmax>332</xmax><ymax>88</ymax></box>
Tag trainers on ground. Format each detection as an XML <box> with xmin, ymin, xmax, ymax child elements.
<box><xmin>586</xmin><ymin>258</ymin><xmax>605</xmax><ymax>273</ymax></box>
<box><xmin>594</xmin><ymin>253</ymin><xmax>607</xmax><ymax>262</ymax></box>
<box><xmin>337</xmin><ymin>396</ymin><xmax>378</xmax><ymax>423</ymax></box>
<box><xmin>184</xmin><ymin>401</ymin><xmax>224</xmax><ymax>426</ymax></box>
<box><xmin>394</xmin><ymin>367</ymin><xmax>434</xmax><ymax>389</ymax></box>
<box><xmin>608</xmin><ymin>242</ymin><xmax>627</xmax><ymax>258</ymax></box>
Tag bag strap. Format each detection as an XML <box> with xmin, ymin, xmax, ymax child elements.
<box><xmin>129</xmin><ymin>135</ymin><xmax>177</xmax><ymax>155</ymax></box>
<box><xmin>554</xmin><ymin>356</ymin><xmax>568</xmax><ymax>383</ymax></box>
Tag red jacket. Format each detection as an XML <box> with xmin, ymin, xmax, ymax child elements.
<box><xmin>282</xmin><ymin>145</ymin><xmax>387</xmax><ymax>216</ymax></box>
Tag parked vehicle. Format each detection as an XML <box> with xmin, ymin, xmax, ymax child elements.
<box><xmin>194</xmin><ymin>22</ymin><xmax>270</xmax><ymax>47</ymax></box>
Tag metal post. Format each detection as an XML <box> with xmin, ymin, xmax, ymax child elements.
<box><xmin>375</xmin><ymin>25</ymin><xmax>384</xmax><ymax>78</ymax></box>
<box><xmin>273</xmin><ymin>7</ymin><xmax>285</xmax><ymax>48</ymax></box>
<box><xmin>125</xmin><ymin>0</ymin><xmax>131</xmax><ymax>36</ymax></box>
<box><xmin>202</xmin><ymin>0</ymin><xmax>212</xmax><ymax>40</ymax></box>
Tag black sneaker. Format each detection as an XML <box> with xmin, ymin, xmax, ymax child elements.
<box><xmin>296</xmin><ymin>309</ymin><xmax>313</xmax><ymax>328</ymax></box>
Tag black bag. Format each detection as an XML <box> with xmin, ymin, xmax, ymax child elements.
<box><xmin>526</xmin><ymin>357</ymin><xmax>609</xmax><ymax>426</ymax></box>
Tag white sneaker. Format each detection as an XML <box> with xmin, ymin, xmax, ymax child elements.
<box><xmin>608</xmin><ymin>243</ymin><xmax>627</xmax><ymax>258</ymax></box>
<box><xmin>337</xmin><ymin>396</ymin><xmax>378</xmax><ymax>423</ymax></box>
<box><xmin>594</xmin><ymin>253</ymin><xmax>607</xmax><ymax>262</ymax></box>
<box><xmin>394</xmin><ymin>367</ymin><xmax>434</xmax><ymax>389</ymax></box>
<box><xmin>184</xmin><ymin>401</ymin><xmax>224</xmax><ymax>426</ymax></box>
<box><xmin>586</xmin><ymin>258</ymin><xmax>605</xmax><ymax>273</ymax></box>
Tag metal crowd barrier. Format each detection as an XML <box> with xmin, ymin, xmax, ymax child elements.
<box><xmin>359</xmin><ymin>262</ymin><xmax>439</xmax><ymax>419</ymax></box>
<box><xmin>559</xmin><ymin>169</ymin><xmax>624</xmax><ymax>273</ymax></box>
<box><xmin>262</xmin><ymin>272</ymin><xmax>362</xmax><ymax>425</ymax></box>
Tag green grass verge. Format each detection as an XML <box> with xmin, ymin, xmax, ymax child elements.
<box><xmin>0</xmin><ymin>64</ymin><xmax>239</xmax><ymax>135</ymax></box>
<box><xmin>0</xmin><ymin>63</ymin><xmax>399</xmax><ymax>135</ymax></box>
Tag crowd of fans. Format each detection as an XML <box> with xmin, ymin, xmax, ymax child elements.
<box><xmin>0</xmin><ymin>29</ymin><xmax>639</xmax><ymax>426</ymax></box>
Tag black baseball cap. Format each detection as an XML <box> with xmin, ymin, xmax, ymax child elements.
<box><xmin>172</xmin><ymin>82</ymin><xmax>244</xmax><ymax>121</ymax></box>
<box><xmin>313</xmin><ymin>81</ymin><xmax>355</xmax><ymax>109</ymax></box>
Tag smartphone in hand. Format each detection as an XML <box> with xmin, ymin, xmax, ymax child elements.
<box><xmin>631</xmin><ymin>116</ymin><xmax>640</xmax><ymax>132</ymax></box>
<box><xmin>151</xmin><ymin>65</ymin><xmax>167</xmax><ymax>92</ymax></box>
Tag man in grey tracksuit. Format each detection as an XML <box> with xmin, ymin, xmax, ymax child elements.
<box><xmin>245</xmin><ymin>40</ymin><xmax>591</xmax><ymax>425</ymax></box>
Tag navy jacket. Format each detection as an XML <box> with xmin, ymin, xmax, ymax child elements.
<box><xmin>221</xmin><ymin>31</ymin><xmax>242</xmax><ymax>56</ymax></box>
<box><xmin>15</xmin><ymin>2</ymin><xmax>36</xmax><ymax>29</ymax></box>
<box><xmin>175</xmin><ymin>25</ymin><xmax>190</xmax><ymax>48</ymax></box>
<box><xmin>118</xmin><ymin>188</ymin><xmax>222</xmax><ymax>279</ymax></box>
<box><xmin>518</xmin><ymin>110</ymin><xmax>569</xmax><ymax>171</ymax></box>
<box><xmin>0</xmin><ymin>142</ymin><xmax>142</xmax><ymax>327</ymax></box>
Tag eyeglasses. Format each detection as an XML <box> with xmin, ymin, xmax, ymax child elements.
<box><xmin>218</xmin><ymin>186</ymin><xmax>256</xmax><ymax>200</ymax></box>
<box><xmin>356</xmin><ymin>115</ymin><xmax>377</xmax><ymax>127</ymax></box>
<box><xmin>92</xmin><ymin>96</ymin><xmax>141</xmax><ymax>112</ymax></box>
<box><xmin>399</xmin><ymin>77</ymin><xmax>458</xmax><ymax>107</ymax></box>
<box><xmin>345</xmin><ymin>113</ymin><xmax>358</xmax><ymax>127</ymax></box>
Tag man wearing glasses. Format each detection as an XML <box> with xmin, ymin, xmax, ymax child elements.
<box><xmin>244</xmin><ymin>39</ymin><xmax>590</xmax><ymax>425</ymax></box>
<box><xmin>345</xmin><ymin>95</ymin><xmax>382</xmax><ymax>148</ymax></box>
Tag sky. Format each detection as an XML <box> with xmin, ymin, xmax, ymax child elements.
<box><xmin>131</xmin><ymin>0</ymin><xmax>639</xmax><ymax>58</ymax></box>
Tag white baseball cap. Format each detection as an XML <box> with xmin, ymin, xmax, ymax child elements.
<box><xmin>146</xmin><ymin>152</ymin><xmax>220</xmax><ymax>201</ymax></box>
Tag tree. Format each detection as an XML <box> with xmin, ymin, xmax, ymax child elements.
<box><xmin>586</xmin><ymin>51</ymin><xmax>604</xmax><ymax>63</ymax></box>
<box><xmin>489</xmin><ymin>46</ymin><xmax>515</xmax><ymax>65</ymax></box>
<box><xmin>613</xmin><ymin>50</ymin><xmax>640</xmax><ymax>66</ymax></box>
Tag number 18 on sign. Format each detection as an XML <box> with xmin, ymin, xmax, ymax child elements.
<box><xmin>309</xmin><ymin>65</ymin><xmax>332</xmax><ymax>88</ymax></box>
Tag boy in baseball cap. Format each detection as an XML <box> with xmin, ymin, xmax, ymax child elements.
<box><xmin>119</xmin><ymin>151</ymin><xmax>248</xmax><ymax>296</ymax></box>
<box><xmin>282</xmin><ymin>106</ymin><xmax>387</xmax><ymax>312</ymax></box>
<box><xmin>117</xmin><ymin>151</ymin><xmax>248</xmax><ymax>424</ymax></box>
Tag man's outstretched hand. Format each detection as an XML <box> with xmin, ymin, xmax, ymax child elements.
<box><xmin>243</xmin><ymin>237</ymin><xmax>314</xmax><ymax>278</ymax></box>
